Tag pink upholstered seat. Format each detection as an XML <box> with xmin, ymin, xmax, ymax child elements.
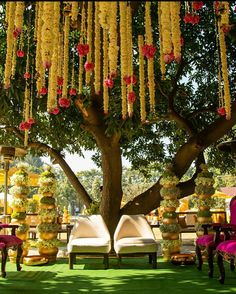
<box><xmin>0</xmin><ymin>242</ymin><xmax>6</xmax><ymax>249</ymax></box>
<box><xmin>217</xmin><ymin>240</ymin><xmax>236</xmax><ymax>255</ymax></box>
<box><xmin>0</xmin><ymin>235</ymin><xmax>23</xmax><ymax>247</ymax></box>
<box><xmin>196</xmin><ymin>233</ymin><xmax>225</xmax><ymax>247</ymax></box>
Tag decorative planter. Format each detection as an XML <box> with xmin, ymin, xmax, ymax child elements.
<box><xmin>162</xmin><ymin>218</ymin><xmax>177</xmax><ymax>225</ymax></box>
<box><xmin>40</xmin><ymin>217</ymin><xmax>55</xmax><ymax>223</ymax></box>
<box><xmin>39</xmin><ymin>232</ymin><xmax>58</xmax><ymax>240</ymax></box>
<box><xmin>162</xmin><ymin>232</ymin><xmax>179</xmax><ymax>240</ymax></box>
<box><xmin>40</xmin><ymin>204</ymin><xmax>55</xmax><ymax>210</ymax></box>
<box><xmin>38</xmin><ymin>246</ymin><xmax>58</xmax><ymax>262</ymax></box>
<box><xmin>197</xmin><ymin>217</ymin><xmax>212</xmax><ymax>223</ymax></box>
<box><xmin>199</xmin><ymin>194</ymin><xmax>211</xmax><ymax>200</ymax></box>
<box><xmin>199</xmin><ymin>206</ymin><xmax>210</xmax><ymax>211</ymax></box>
<box><xmin>16</xmin><ymin>232</ymin><xmax>28</xmax><ymax>241</ymax></box>
<box><xmin>164</xmin><ymin>207</ymin><xmax>176</xmax><ymax>212</ymax></box>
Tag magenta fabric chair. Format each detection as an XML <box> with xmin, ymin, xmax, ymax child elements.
<box><xmin>0</xmin><ymin>224</ymin><xmax>23</xmax><ymax>278</ymax></box>
<box><xmin>216</xmin><ymin>223</ymin><xmax>236</xmax><ymax>284</ymax></box>
<box><xmin>195</xmin><ymin>196</ymin><xmax>236</xmax><ymax>278</ymax></box>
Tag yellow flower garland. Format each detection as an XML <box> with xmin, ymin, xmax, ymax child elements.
<box><xmin>5</xmin><ymin>2</ymin><xmax>10</xmax><ymax>24</ymax></box>
<box><xmin>138</xmin><ymin>35</ymin><xmax>146</xmax><ymax>122</ymax></box>
<box><xmin>170</xmin><ymin>2</ymin><xmax>181</xmax><ymax>61</ymax></box>
<box><xmin>218</xmin><ymin>22</ymin><xmax>231</xmax><ymax>120</ymax></box>
<box><xmin>158</xmin><ymin>2</ymin><xmax>166</xmax><ymax>79</ymax></box>
<box><xmin>127</xmin><ymin>4</ymin><xmax>133</xmax><ymax>116</ymax></box>
<box><xmin>62</xmin><ymin>15</ymin><xmax>70</xmax><ymax>98</ymax></box>
<box><xmin>71</xmin><ymin>2</ymin><xmax>78</xmax><ymax>23</ymax></box>
<box><xmin>86</xmin><ymin>2</ymin><xmax>93</xmax><ymax>85</ymax></box>
<box><xmin>145</xmin><ymin>2</ymin><xmax>155</xmax><ymax>112</ymax></box>
<box><xmin>11</xmin><ymin>41</ymin><xmax>17</xmax><ymax>78</ymax></box>
<box><xmin>94</xmin><ymin>2</ymin><xmax>101</xmax><ymax>95</ymax></box>
<box><xmin>221</xmin><ymin>2</ymin><xmax>229</xmax><ymax>26</ymax></box>
<box><xmin>108</xmin><ymin>2</ymin><xmax>118</xmax><ymax>76</ymax></box>
<box><xmin>4</xmin><ymin>2</ymin><xmax>15</xmax><ymax>88</ymax></box>
<box><xmin>14</xmin><ymin>2</ymin><xmax>25</xmax><ymax>31</ymax></box>
<box><xmin>160</xmin><ymin>2</ymin><xmax>172</xmax><ymax>54</ymax></box>
<box><xmin>98</xmin><ymin>2</ymin><xmax>110</xmax><ymax>30</ymax></box>
<box><xmin>78</xmin><ymin>3</ymin><xmax>85</xmax><ymax>94</ymax></box>
<box><xmin>103</xmin><ymin>29</ymin><xmax>109</xmax><ymax>114</ymax></box>
<box><xmin>36</xmin><ymin>2</ymin><xmax>43</xmax><ymax>92</ymax></box>
<box><xmin>119</xmin><ymin>2</ymin><xmax>127</xmax><ymax>119</ymax></box>
<box><xmin>48</xmin><ymin>2</ymin><xmax>60</xmax><ymax>111</ymax></box>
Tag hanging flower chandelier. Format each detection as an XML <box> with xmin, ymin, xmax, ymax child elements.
<box><xmin>2</xmin><ymin>1</ymin><xmax>233</xmax><ymax>145</ymax></box>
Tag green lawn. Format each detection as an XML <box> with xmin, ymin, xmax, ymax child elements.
<box><xmin>1</xmin><ymin>257</ymin><xmax>236</xmax><ymax>294</ymax></box>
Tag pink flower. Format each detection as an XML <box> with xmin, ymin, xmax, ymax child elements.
<box><xmin>128</xmin><ymin>92</ymin><xmax>136</xmax><ymax>103</ymax></box>
<box><xmin>39</xmin><ymin>87</ymin><xmax>48</xmax><ymax>95</ymax></box>
<box><xmin>76</xmin><ymin>44</ymin><xmax>89</xmax><ymax>57</ymax></box>
<box><xmin>84</xmin><ymin>61</ymin><xmax>94</xmax><ymax>72</ymax></box>
<box><xmin>59</xmin><ymin>97</ymin><xmax>71</xmax><ymax>108</ymax></box>
<box><xmin>217</xmin><ymin>107</ymin><xmax>226</xmax><ymax>116</ymax></box>
<box><xmin>17</xmin><ymin>50</ymin><xmax>24</xmax><ymax>58</ymax></box>
<box><xmin>69</xmin><ymin>88</ymin><xmax>77</xmax><ymax>96</ymax></box>
<box><xmin>49</xmin><ymin>107</ymin><xmax>60</xmax><ymax>115</ymax></box>
<box><xmin>27</xmin><ymin>118</ymin><xmax>35</xmax><ymax>125</ymax></box>
<box><xmin>57</xmin><ymin>88</ymin><xmax>62</xmax><ymax>95</ymax></box>
<box><xmin>104</xmin><ymin>78</ymin><xmax>114</xmax><ymax>88</ymax></box>
<box><xmin>19</xmin><ymin>121</ymin><xmax>31</xmax><ymax>131</ymax></box>
<box><xmin>192</xmin><ymin>1</ymin><xmax>204</xmax><ymax>10</ymax></box>
<box><xmin>57</xmin><ymin>77</ymin><xmax>63</xmax><ymax>86</ymax></box>
<box><xmin>24</xmin><ymin>72</ymin><xmax>31</xmax><ymax>79</ymax></box>
<box><xmin>141</xmin><ymin>44</ymin><xmax>157</xmax><ymax>59</ymax></box>
<box><xmin>164</xmin><ymin>52</ymin><xmax>175</xmax><ymax>64</ymax></box>
<box><xmin>109</xmin><ymin>71</ymin><xmax>117</xmax><ymax>79</ymax></box>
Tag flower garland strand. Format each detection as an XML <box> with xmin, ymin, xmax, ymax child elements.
<box><xmin>71</xmin><ymin>2</ymin><xmax>78</xmax><ymax>23</ymax></box>
<box><xmin>85</xmin><ymin>2</ymin><xmax>93</xmax><ymax>85</ymax></box>
<box><xmin>103</xmin><ymin>29</ymin><xmax>109</xmax><ymax>114</ymax></box>
<box><xmin>14</xmin><ymin>2</ymin><xmax>25</xmax><ymax>33</ymax></box>
<box><xmin>94</xmin><ymin>2</ymin><xmax>101</xmax><ymax>95</ymax></box>
<box><xmin>138</xmin><ymin>35</ymin><xmax>146</xmax><ymax>122</ymax></box>
<box><xmin>47</xmin><ymin>2</ymin><xmax>60</xmax><ymax>112</ymax></box>
<box><xmin>62</xmin><ymin>14</ymin><xmax>70</xmax><ymax>99</ymax></box>
<box><xmin>158</xmin><ymin>2</ymin><xmax>166</xmax><ymax>79</ymax></box>
<box><xmin>119</xmin><ymin>2</ymin><xmax>128</xmax><ymax>120</ymax></box>
<box><xmin>4</xmin><ymin>2</ymin><xmax>16</xmax><ymax>88</ymax></box>
<box><xmin>170</xmin><ymin>2</ymin><xmax>181</xmax><ymax>62</ymax></box>
<box><xmin>145</xmin><ymin>2</ymin><xmax>155</xmax><ymax>113</ymax></box>
<box><xmin>108</xmin><ymin>2</ymin><xmax>118</xmax><ymax>77</ymax></box>
<box><xmin>160</xmin><ymin>3</ymin><xmax>172</xmax><ymax>56</ymax></box>
<box><xmin>78</xmin><ymin>2</ymin><xmax>86</xmax><ymax>94</ymax></box>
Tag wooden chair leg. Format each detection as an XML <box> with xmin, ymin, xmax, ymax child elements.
<box><xmin>207</xmin><ymin>246</ymin><xmax>214</xmax><ymax>278</ymax></box>
<box><xmin>1</xmin><ymin>247</ymin><xmax>7</xmax><ymax>278</ymax></box>
<box><xmin>16</xmin><ymin>245</ymin><xmax>22</xmax><ymax>271</ymax></box>
<box><xmin>69</xmin><ymin>253</ymin><xmax>74</xmax><ymax>269</ymax></box>
<box><xmin>230</xmin><ymin>258</ymin><xmax>235</xmax><ymax>271</ymax></box>
<box><xmin>196</xmin><ymin>244</ymin><xmax>203</xmax><ymax>271</ymax></box>
<box><xmin>148</xmin><ymin>254</ymin><xmax>152</xmax><ymax>264</ymax></box>
<box><xmin>217</xmin><ymin>252</ymin><xmax>225</xmax><ymax>284</ymax></box>
<box><xmin>152</xmin><ymin>252</ymin><xmax>157</xmax><ymax>269</ymax></box>
<box><xmin>103</xmin><ymin>254</ymin><xmax>109</xmax><ymax>269</ymax></box>
<box><xmin>117</xmin><ymin>254</ymin><xmax>122</xmax><ymax>268</ymax></box>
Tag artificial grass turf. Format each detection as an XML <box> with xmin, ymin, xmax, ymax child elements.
<box><xmin>1</xmin><ymin>257</ymin><xmax>236</xmax><ymax>294</ymax></box>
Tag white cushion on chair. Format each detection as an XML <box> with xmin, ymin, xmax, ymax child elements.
<box><xmin>114</xmin><ymin>214</ymin><xmax>158</xmax><ymax>254</ymax></box>
<box><xmin>67</xmin><ymin>215</ymin><xmax>111</xmax><ymax>254</ymax></box>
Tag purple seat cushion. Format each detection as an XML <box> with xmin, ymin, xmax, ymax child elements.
<box><xmin>0</xmin><ymin>235</ymin><xmax>23</xmax><ymax>247</ymax></box>
<box><xmin>0</xmin><ymin>242</ymin><xmax>6</xmax><ymax>249</ymax></box>
<box><xmin>217</xmin><ymin>240</ymin><xmax>236</xmax><ymax>255</ymax></box>
<box><xmin>196</xmin><ymin>234</ymin><xmax>215</xmax><ymax>247</ymax></box>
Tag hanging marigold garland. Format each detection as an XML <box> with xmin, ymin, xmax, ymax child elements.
<box><xmin>62</xmin><ymin>15</ymin><xmax>70</xmax><ymax>100</ymax></box>
<box><xmin>4</xmin><ymin>2</ymin><xmax>16</xmax><ymax>88</ymax></box>
<box><xmin>119</xmin><ymin>2</ymin><xmax>128</xmax><ymax>120</ymax></box>
<box><xmin>138</xmin><ymin>35</ymin><xmax>146</xmax><ymax>123</ymax></box>
<box><xmin>103</xmin><ymin>29</ymin><xmax>109</xmax><ymax>114</ymax></box>
<box><xmin>14</xmin><ymin>2</ymin><xmax>25</xmax><ymax>33</ymax></box>
<box><xmin>170</xmin><ymin>2</ymin><xmax>181</xmax><ymax>63</ymax></box>
<box><xmin>85</xmin><ymin>2</ymin><xmax>93</xmax><ymax>85</ymax></box>
<box><xmin>145</xmin><ymin>2</ymin><xmax>155</xmax><ymax>113</ymax></box>
<box><xmin>108</xmin><ymin>2</ymin><xmax>118</xmax><ymax>77</ymax></box>
<box><xmin>160</xmin><ymin>3</ymin><xmax>172</xmax><ymax>56</ymax></box>
<box><xmin>94</xmin><ymin>2</ymin><xmax>101</xmax><ymax>95</ymax></box>
<box><xmin>71</xmin><ymin>2</ymin><xmax>78</xmax><ymax>23</ymax></box>
<box><xmin>78</xmin><ymin>2</ymin><xmax>86</xmax><ymax>94</ymax></box>
<box><xmin>158</xmin><ymin>2</ymin><xmax>166</xmax><ymax>79</ymax></box>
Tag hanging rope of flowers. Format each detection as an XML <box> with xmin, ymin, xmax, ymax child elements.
<box><xmin>94</xmin><ymin>2</ymin><xmax>101</xmax><ymax>95</ymax></box>
<box><xmin>103</xmin><ymin>29</ymin><xmax>109</xmax><ymax>115</ymax></box>
<box><xmin>85</xmin><ymin>2</ymin><xmax>93</xmax><ymax>85</ymax></box>
<box><xmin>108</xmin><ymin>2</ymin><xmax>118</xmax><ymax>77</ymax></box>
<box><xmin>78</xmin><ymin>2</ymin><xmax>86</xmax><ymax>94</ymax></box>
<box><xmin>62</xmin><ymin>15</ymin><xmax>70</xmax><ymax>99</ymax></box>
<box><xmin>158</xmin><ymin>2</ymin><xmax>166</xmax><ymax>79</ymax></box>
<box><xmin>170</xmin><ymin>2</ymin><xmax>181</xmax><ymax>63</ymax></box>
<box><xmin>138</xmin><ymin>35</ymin><xmax>146</xmax><ymax>123</ymax></box>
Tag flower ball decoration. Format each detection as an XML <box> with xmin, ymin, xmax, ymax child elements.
<box><xmin>159</xmin><ymin>164</ymin><xmax>181</xmax><ymax>261</ymax></box>
<box><xmin>194</xmin><ymin>164</ymin><xmax>215</xmax><ymax>236</ymax></box>
<box><xmin>9</xmin><ymin>162</ymin><xmax>30</xmax><ymax>259</ymax></box>
<box><xmin>62</xmin><ymin>206</ymin><xmax>71</xmax><ymax>224</ymax></box>
<box><xmin>36</xmin><ymin>165</ymin><xmax>60</xmax><ymax>262</ymax></box>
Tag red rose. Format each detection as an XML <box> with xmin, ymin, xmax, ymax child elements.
<box><xmin>57</xmin><ymin>77</ymin><xmax>63</xmax><ymax>86</ymax></box>
<box><xmin>69</xmin><ymin>88</ymin><xmax>77</xmax><ymax>96</ymax></box>
<box><xmin>191</xmin><ymin>15</ymin><xmax>200</xmax><ymax>25</ymax></box>
<box><xmin>217</xmin><ymin>107</ymin><xmax>226</xmax><ymax>116</ymax></box>
<box><xmin>128</xmin><ymin>92</ymin><xmax>136</xmax><ymax>103</ymax></box>
<box><xmin>221</xmin><ymin>24</ymin><xmax>233</xmax><ymax>34</ymax></box>
<box><xmin>104</xmin><ymin>78</ymin><xmax>114</xmax><ymax>88</ymax></box>
<box><xmin>124</xmin><ymin>75</ymin><xmax>137</xmax><ymax>85</ymax></box>
<box><xmin>39</xmin><ymin>87</ymin><xmax>48</xmax><ymax>95</ymax></box>
<box><xmin>141</xmin><ymin>44</ymin><xmax>157</xmax><ymax>59</ymax></box>
<box><xmin>24</xmin><ymin>72</ymin><xmax>31</xmax><ymax>79</ymax></box>
<box><xmin>109</xmin><ymin>71</ymin><xmax>117</xmax><ymax>79</ymax></box>
<box><xmin>175</xmin><ymin>54</ymin><xmax>182</xmax><ymax>63</ymax></box>
<box><xmin>84</xmin><ymin>61</ymin><xmax>94</xmax><ymax>72</ymax></box>
<box><xmin>43</xmin><ymin>61</ymin><xmax>52</xmax><ymax>69</ymax></box>
<box><xmin>27</xmin><ymin>118</ymin><xmax>35</xmax><ymax>125</ymax></box>
<box><xmin>19</xmin><ymin>121</ymin><xmax>31</xmax><ymax>131</ymax></box>
<box><xmin>13</xmin><ymin>28</ymin><xmax>21</xmax><ymax>38</ymax></box>
<box><xmin>59</xmin><ymin>97</ymin><xmax>71</xmax><ymax>108</ymax></box>
<box><xmin>76</xmin><ymin>44</ymin><xmax>89</xmax><ymax>57</ymax></box>
<box><xmin>17</xmin><ymin>50</ymin><xmax>24</xmax><ymax>58</ymax></box>
<box><xmin>51</xmin><ymin>107</ymin><xmax>60</xmax><ymax>115</ymax></box>
<box><xmin>192</xmin><ymin>1</ymin><xmax>204</xmax><ymax>10</ymax></box>
<box><xmin>57</xmin><ymin>88</ymin><xmax>62</xmax><ymax>95</ymax></box>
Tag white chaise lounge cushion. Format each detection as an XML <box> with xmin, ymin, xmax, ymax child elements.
<box><xmin>67</xmin><ymin>215</ymin><xmax>111</xmax><ymax>254</ymax></box>
<box><xmin>115</xmin><ymin>237</ymin><xmax>157</xmax><ymax>254</ymax></box>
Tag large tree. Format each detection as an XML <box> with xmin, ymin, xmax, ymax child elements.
<box><xmin>0</xmin><ymin>2</ymin><xmax>236</xmax><ymax>235</ymax></box>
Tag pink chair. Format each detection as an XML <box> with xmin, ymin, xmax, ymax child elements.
<box><xmin>0</xmin><ymin>224</ymin><xmax>23</xmax><ymax>278</ymax></box>
<box><xmin>195</xmin><ymin>196</ymin><xmax>236</xmax><ymax>277</ymax></box>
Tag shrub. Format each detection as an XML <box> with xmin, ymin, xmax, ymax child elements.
<box><xmin>36</xmin><ymin>238</ymin><xmax>60</xmax><ymax>248</ymax></box>
<box><xmin>160</xmin><ymin>187</ymin><xmax>181</xmax><ymax>198</ymax></box>
<box><xmin>197</xmin><ymin>210</ymin><xmax>212</xmax><ymax>218</ymax></box>
<box><xmin>17</xmin><ymin>223</ymin><xmax>30</xmax><ymax>233</ymax></box>
<box><xmin>161</xmin><ymin>239</ymin><xmax>182</xmax><ymax>249</ymax></box>
<box><xmin>37</xmin><ymin>223</ymin><xmax>60</xmax><ymax>233</ymax></box>
<box><xmin>40</xmin><ymin>196</ymin><xmax>56</xmax><ymax>205</ymax></box>
<box><xmin>39</xmin><ymin>209</ymin><xmax>58</xmax><ymax>218</ymax></box>
<box><xmin>11</xmin><ymin>211</ymin><xmax>26</xmax><ymax>220</ymax></box>
<box><xmin>162</xmin><ymin>211</ymin><xmax>177</xmax><ymax>219</ymax></box>
<box><xmin>159</xmin><ymin>223</ymin><xmax>181</xmax><ymax>233</ymax></box>
<box><xmin>160</xmin><ymin>199</ymin><xmax>180</xmax><ymax>208</ymax></box>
